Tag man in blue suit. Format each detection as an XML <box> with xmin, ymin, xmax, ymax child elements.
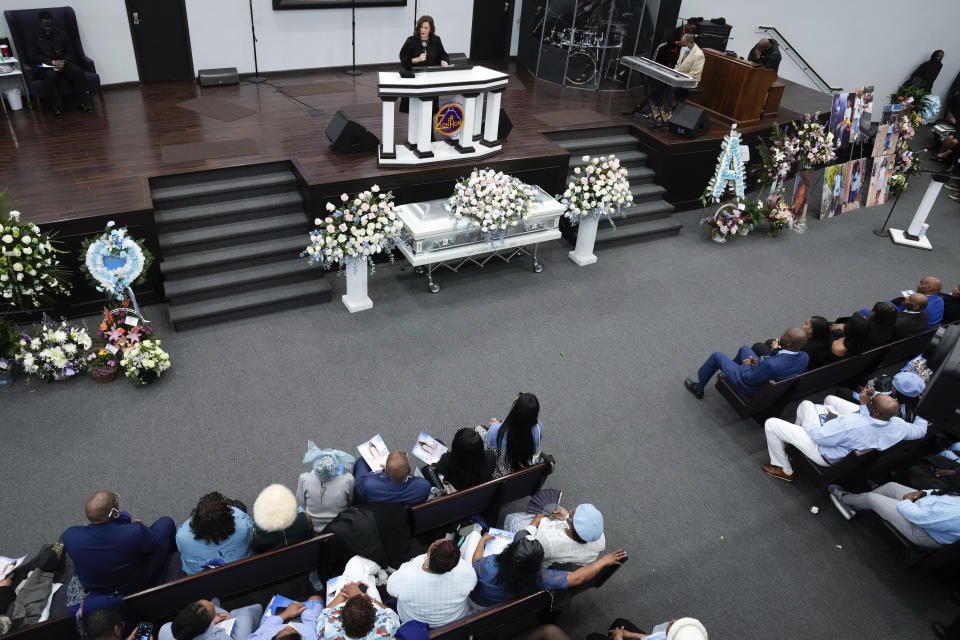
<box><xmin>685</xmin><ymin>326</ymin><xmax>809</xmax><ymax>399</ymax></box>
<box><xmin>354</xmin><ymin>451</ymin><xmax>431</xmax><ymax>505</ymax></box>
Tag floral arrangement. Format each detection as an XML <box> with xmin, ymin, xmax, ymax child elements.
<box><xmin>96</xmin><ymin>301</ymin><xmax>152</xmax><ymax>352</ymax></box>
<box><xmin>81</xmin><ymin>221</ymin><xmax>153</xmax><ymax>301</ymax></box>
<box><xmin>86</xmin><ymin>348</ymin><xmax>119</xmax><ymax>381</ymax></box>
<box><xmin>0</xmin><ymin>316</ymin><xmax>16</xmax><ymax>378</ymax></box>
<box><xmin>0</xmin><ymin>209</ymin><xmax>71</xmax><ymax>309</ymax></box>
<box><xmin>753</xmin><ymin>124</ymin><xmax>792</xmax><ymax>189</ymax></box>
<box><xmin>560</xmin><ymin>155</ymin><xmax>634</xmax><ymax>224</ymax></box>
<box><xmin>303</xmin><ymin>186</ymin><xmax>403</xmax><ymax>272</ymax></box>
<box><xmin>888</xmin><ymin>173</ymin><xmax>908</xmax><ymax>197</ymax></box>
<box><xmin>444</xmin><ymin>168</ymin><xmax>537</xmax><ymax>242</ymax></box>
<box><xmin>120</xmin><ymin>338</ymin><xmax>171</xmax><ymax>386</ymax></box>
<box><xmin>785</xmin><ymin>113</ymin><xmax>836</xmax><ymax>169</ymax></box>
<box><xmin>14</xmin><ymin>316</ymin><xmax>92</xmax><ymax>382</ymax></box>
<box><xmin>699</xmin><ymin>201</ymin><xmax>749</xmax><ymax>242</ymax></box>
<box><xmin>767</xmin><ymin>197</ymin><xmax>794</xmax><ymax>235</ymax></box>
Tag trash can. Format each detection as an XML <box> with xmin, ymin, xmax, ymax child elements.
<box><xmin>4</xmin><ymin>88</ymin><xmax>23</xmax><ymax>111</ymax></box>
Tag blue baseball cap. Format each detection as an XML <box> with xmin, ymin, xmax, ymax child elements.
<box><xmin>893</xmin><ymin>371</ymin><xmax>925</xmax><ymax>398</ymax></box>
<box><xmin>572</xmin><ymin>504</ymin><xmax>604</xmax><ymax>542</ymax></box>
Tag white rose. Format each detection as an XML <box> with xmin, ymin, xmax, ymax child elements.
<box><xmin>1</xmin><ymin>235</ymin><xmax>11</xmax><ymax>243</ymax></box>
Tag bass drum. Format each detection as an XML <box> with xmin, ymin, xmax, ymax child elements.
<box><xmin>565</xmin><ymin>50</ymin><xmax>597</xmax><ymax>85</ymax></box>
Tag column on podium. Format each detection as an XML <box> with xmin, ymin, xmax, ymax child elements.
<box><xmin>481</xmin><ymin>89</ymin><xmax>503</xmax><ymax>147</ymax></box>
<box><xmin>473</xmin><ymin>93</ymin><xmax>485</xmax><ymax>141</ymax></box>
<box><xmin>380</xmin><ymin>98</ymin><xmax>396</xmax><ymax>159</ymax></box>
<box><xmin>457</xmin><ymin>93</ymin><xmax>478</xmax><ymax>153</ymax></box>
<box><xmin>407</xmin><ymin>98</ymin><xmax>420</xmax><ymax>147</ymax></box>
<box><xmin>415</xmin><ymin>97</ymin><xmax>434</xmax><ymax>158</ymax></box>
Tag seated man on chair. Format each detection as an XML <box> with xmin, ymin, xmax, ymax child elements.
<box><xmin>675</xmin><ymin>34</ymin><xmax>704</xmax><ymax>87</ymax></box>
<box><xmin>747</xmin><ymin>38</ymin><xmax>782</xmax><ymax>72</ymax></box>
<box><xmin>762</xmin><ymin>394</ymin><xmax>926</xmax><ymax>482</ymax></box>
<box><xmin>354</xmin><ymin>451</ymin><xmax>431</xmax><ymax>505</ymax></box>
<box><xmin>26</xmin><ymin>10</ymin><xmax>92</xmax><ymax>118</ymax></box>
<box><xmin>684</xmin><ymin>326</ymin><xmax>809</xmax><ymax>400</ymax></box>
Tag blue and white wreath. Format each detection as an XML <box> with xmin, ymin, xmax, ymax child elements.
<box><xmin>81</xmin><ymin>221</ymin><xmax>153</xmax><ymax>300</ymax></box>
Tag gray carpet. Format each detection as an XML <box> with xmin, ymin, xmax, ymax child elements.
<box><xmin>2</xmin><ymin>172</ymin><xmax>959</xmax><ymax>639</ymax></box>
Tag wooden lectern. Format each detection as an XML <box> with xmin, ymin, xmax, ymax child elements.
<box><xmin>688</xmin><ymin>49</ymin><xmax>781</xmax><ymax>125</ymax></box>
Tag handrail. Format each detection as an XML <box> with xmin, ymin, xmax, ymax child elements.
<box><xmin>756</xmin><ymin>25</ymin><xmax>841</xmax><ymax>93</ymax></box>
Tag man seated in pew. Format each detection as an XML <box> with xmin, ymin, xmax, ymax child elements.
<box><xmin>684</xmin><ymin>326</ymin><xmax>809</xmax><ymax>400</ymax></box>
<box><xmin>893</xmin><ymin>292</ymin><xmax>929</xmax><ymax>339</ymax></box>
<box><xmin>888</xmin><ymin>276</ymin><xmax>945</xmax><ymax>329</ymax></box>
<box><xmin>828</xmin><ymin>482</ymin><xmax>960</xmax><ymax>550</ymax></box>
<box><xmin>943</xmin><ymin>283</ymin><xmax>960</xmax><ymax>324</ymax></box>
<box><xmin>386</xmin><ymin>538</ymin><xmax>477</xmax><ymax>626</ymax></box>
<box><xmin>586</xmin><ymin>615</ymin><xmax>708</xmax><ymax>640</ymax></box>
<box><xmin>63</xmin><ymin>490</ymin><xmax>176</xmax><ymax>598</ymax></box>
<box><xmin>762</xmin><ymin>394</ymin><xmax>926</xmax><ymax>483</ymax></box>
<box><xmin>84</xmin><ymin>607</ymin><xmax>143</xmax><ymax>640</ymax></box>
<box><xmin>827</xmin><ymin>371</ymin><xmax>927</xmax><ymax>427</ymax></box>
<box><xmin>158</xmin><ymin>597</ymin><xmax>263</xmax><ymax>640</ymax></box>
<box><xmin>246</xmin><ymin>595</ymin><xmax>324</xmax><ymax>640</ymax></box>
<box><xmin>354</xmin><ymin>451</ymin><xmax>431</xmax><ymax>506</ymax></box>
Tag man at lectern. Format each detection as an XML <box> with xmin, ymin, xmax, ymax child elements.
<box><xmin>399</xmin><ymin>15</ymin><xmax>450</xmax><ymax>70</ymax></box>
<box><xmin>747</xmin><ymin>38</ymin><xmax>782</xmax><ymax>72</ymax></box>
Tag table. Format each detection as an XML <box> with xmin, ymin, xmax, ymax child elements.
<box><xmin>394</xmin><ymin>186</ymin><xmax>564</xmax><ymax>292</ymax></box>
<box><xmin>377</xmin><ymin>65</ymin><xmax>509</xmax><ymax>167</ymax></box>
<box><xmin>0</xmin><ymin>57</ymin><xmax>31</xmax><ymax>114</ymax></box>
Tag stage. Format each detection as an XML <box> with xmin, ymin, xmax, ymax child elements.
<box><xmin>0</xmin><ymin>59</ymin><xmax>831</xmax><ymax>315</ymax></box>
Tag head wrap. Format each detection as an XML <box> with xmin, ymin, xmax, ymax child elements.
<box><xmin>303</xmin><ymin>440</ymin><xmax>355</xmax><ymax>482</ymax></box>
<box><xmin>892</xmin><ymin>372</ymin><xmax>925</xmax><ymax>398</ymax></box>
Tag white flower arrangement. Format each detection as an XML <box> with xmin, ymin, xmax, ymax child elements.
<box><xmin>0</xmin><ymin>210</ymin><xmax>71</xmax><ymax>309</ymax></box>
<box><xmin>15</xmin><ymin>315</ymin><xmax>93</xmax><ymax>382</ymax></box>
<box><xmin>120</xmin><ymin>338</ymin><xmax>171</xmax><ymax>386</ymax></box>
<box><xmin>561</xmin><ymin>154</ymin><xmax>634</xmax><ymax>224</ymax></box>
<box><xmin>81</xmin><ymin>221</ymin><xmax>153</xmax><ymax>301</ymax></box>
<box><xmin>303</xmin><ymin>186</ymin><xmax>403</xmax><ymax>272</ymax></box>
<box><xmin>444</xmin><ymin>168</ymin><xmax>537</xmax><ymax>242</ymax></box>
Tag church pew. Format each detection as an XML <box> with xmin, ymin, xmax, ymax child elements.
<box><xmin>429</xmin><ymin>591</ymin><xmax>553</xmax><ymax>639</ymax></box>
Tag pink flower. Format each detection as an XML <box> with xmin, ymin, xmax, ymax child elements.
<box><xmin>339</xmin><ymin>224</ymin><xmax>348</xmax><ymax>232</ymax></box>
<box><xmin>341</xmin><ymin>194</ymin><xmax>349</xmax><ymax>202</ymax></box>
<box><xmin>344</xmin><ymin>214</ymin><xmax>354</xmax><ymax>221</ymax></box>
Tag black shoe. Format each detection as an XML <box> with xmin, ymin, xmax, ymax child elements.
<box><xmin>53</xmin><ymin>108</ymin><xmax>63</xmax><ymax>119</ymax></box>
<box><xmin>78</xmin><ymin>102</ymin><xmax>92</xmax><ymax>113</ymax></box>
<box><xmin>684</xmin><ymin>378</ymin><xmax>704</xmax><ymax>399</ymax></box>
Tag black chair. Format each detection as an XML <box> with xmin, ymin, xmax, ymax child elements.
<box><xmin>4</xmin><ymin>6</ymin><xmax>102</xmax><ymax>111</ymax></box>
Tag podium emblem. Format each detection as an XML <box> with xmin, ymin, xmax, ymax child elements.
<box><xmin>435</xmin><ymin>103</ymin><xmax>464</xmax><ymax>136</ymax></box>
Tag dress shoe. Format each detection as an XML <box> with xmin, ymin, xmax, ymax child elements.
<box><xmin>53</xmin><ymin>108</ymin><xmax>63</xmax><ymax>119</ymax></box>
<box><xmin>78</xmin><ymin>102</ymin><xmax>92</xmax><ymax>113</ymax></box>
<box><xmin>762</xmin><ymin>464</ymin><xmax>794</xmax><ymax>482</ymax></box>
<box><xmin>684</xmin><ymin>378</ymin><xmax>704</xmax><ymax>399</ymax></box>
<box><xmin>827</xmin><ymin>484</ymin><xmax>856</xmax><ymax>520</ymax></box>
<box><xmin>949</xmin><ymin>193</ymin><xmax>960</xmax><ymax>202</ymax></box>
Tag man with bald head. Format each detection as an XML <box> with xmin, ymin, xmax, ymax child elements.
<box><xmin>762</xmin><ymin>393</ymin><xmax>927</xmax><ymax>482</ymax></box>
<box><xmin>685</xmin><ymin>326</ymin><xmax>809</xmax><ymax>400</ymax></box>
<box><xmin>895</xmin><ymin>277</ymin><xmax>944</xmax><ymax>328</ymax></box>
<box><xmin>893</xmin><ymin>292</ymin><xmax>929</xmax><ymax>338</ymax></box>
<box><xmin>353</xmin><ymin>451</ymin><xmax>431</xmax><ymax>505</ymax></box>
<box><xmin>747</xmin><ymin>37</ymin><xmax>782</xmax><ymax>72</ymax></box>
<box><xmin>62</xmin><ymin>491</ymin><xmax>176</xmax><ymax>595</ymax></box>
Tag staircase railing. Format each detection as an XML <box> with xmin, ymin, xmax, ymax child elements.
<box><xmin>755</xmin><ymin>25</ymin><xmax>841</xmax><ymax>93</ymax></box>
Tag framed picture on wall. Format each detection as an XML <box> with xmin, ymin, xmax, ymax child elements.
<box><xmin>273</xmin><ymin>0</ymin><xmax>407</xmax><ymax>8</ymax></box>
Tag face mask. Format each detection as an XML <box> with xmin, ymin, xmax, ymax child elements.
<box><xmin>681</xmin><ymin>46</ymin><xmax>690</xmax><ymax>53</ymax></box>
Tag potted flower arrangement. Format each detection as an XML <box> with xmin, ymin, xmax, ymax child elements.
<box><xmin>0</xmin><ymin>207</ymin><xmax>71</xmax><ymax>310</ymax></box>
<box><xmin>444</xmin><ymin>168</ymin><xmax>537</xmax><ymax>243</ymax></box>
<box><xmin>767</xmin><ymin>197</ymin><xmax>794</xmax><ymax>236</ymax></box>
<box><xmin>96</xmin><ymin>302</ymin><xmax>152</xmax><ymax>352</ymax></box>
<box><xmin>303</xmin><ymin>185</ymin><xmax>403</xmax><ymax>313</ymax></box>
<box><xmin>786</xmin><ymin>113</ymin><xmax>836</xmax><ymax>169</ymax></box>
<box><xmin>120</xmin><ymin>338</ymin><xmax>171</xmax><ymax>387</ymax></box>
<box><xmin>561</xmin><ymin>154</ymin><xmax>634</xmax><ymax>266</ymax></box>
<box><xmin>81</xmin><ymin>221</ymin><xmax>153</xmax><ymax>304</ymax></box>
<box><xmin>86</xmin><ymin>349</ymin><xmax>119</xmax><ymax>383</ymax></box>
<box><xmin>699</xmin><ymin>201</ymin><xmax>748</xmax><ymax>243</ymax></box>
<box><xmin>14</xmin><ymin>316</ymin><xmax>93</xmax><ymax>382</ymax></box>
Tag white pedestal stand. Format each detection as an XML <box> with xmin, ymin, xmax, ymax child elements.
<box><xmin>342</xmin><ymin>257</ymin><xmax>373</xmax><ymax>312</ymax></box>
<box><xmin>568</xmin><ymin>216</ymin><xmax>599</xmax><ymax>266</ymax></box>
<box><xmin>890</xmin><ymin>177</ymin><xmax>943</xmax><ymax>251</ymax></box>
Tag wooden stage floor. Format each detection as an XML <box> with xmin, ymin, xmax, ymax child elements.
<box><xmin>0</xmin><ymin>60</ymin><xmax>831</xmax><ymax>225</ymax></box>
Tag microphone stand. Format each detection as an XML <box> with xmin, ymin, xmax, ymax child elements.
<box><xmin>344</xmin><ymin>0</ymin><xmax>363</xmax><ymax>76</ymax></box>
<box><xmin>248</xmin><ymin>0</ymin><xmax>266</xmax><ymax>83</ymax></box>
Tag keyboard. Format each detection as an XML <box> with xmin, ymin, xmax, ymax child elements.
<box><xmin>619</xmin><ymin>56</ymin><xmax>697</xmax><ymax>88</ymax></box>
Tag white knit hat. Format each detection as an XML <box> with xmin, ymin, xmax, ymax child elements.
<box><xmin>667</xmin><ymin>618</ymin><xmax>707</xmax><ymax>640</ymax></box>
<box><xmin>252</xmin><ymin>484</ymin><xmax>298</xmax><ymax>532</ymax></box>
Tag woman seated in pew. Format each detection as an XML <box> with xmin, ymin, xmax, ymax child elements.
<box><xmin>462</xmin><ymin>530</ymin><xmax>626</xmax><ymax>609</ymax></box>
<box><xmin>296</xmin><ymin>443</ymin><xmax>355</xmax><ymax>533</ymax></box>
<box><xmin>486</xmin><ymin>392</ymin><xmax>543</xmax><ymax>478</ymax></box>
<box><xmin>753</xmin><ymin>316</ymin><xmax>836</xmax><ymax>371</ymax></box>
<box><xmin>175</xmin><ymin>492</ymin><xmax>254</xmax><ymax>575</ymax></box>
<box><xmin>436</xmin><ymin>428</ymin><xmax>497</xmax><ymax>491</ymax></box>
<box><xmin>252</xmin><ymin>484</ymin><xmax>313</xmax><ymax>552</ymax></box>
<box><xmin>829</xmin><ymin>312</ymin><xmax>870</xmax><ymax>359</ymax></box>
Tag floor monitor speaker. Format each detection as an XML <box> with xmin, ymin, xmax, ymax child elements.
<box><xmin>326</xmin><ymin>110</ymin><xmax>379</xmax><ymax>154</ymax></box>
<box><xmin>668</xmin><ymin>102</ymin><xmax>709</xmax><ymax>138</ymax></box>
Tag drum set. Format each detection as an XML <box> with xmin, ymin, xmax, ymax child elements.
<box><xmin>545</xmin><ymin>23</ymin><xmax>627</xmax><ymax>86</ymax></box>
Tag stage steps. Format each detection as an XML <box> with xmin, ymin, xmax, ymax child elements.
<box><xmin>546</xmin><ymin>126</ymin><xmax>682</xmax><ymax>246</ymax></box>
<box><xmin>150</xmin><ymin>162</ymin><xmax>331</xmax><ymax>330</ymax></box>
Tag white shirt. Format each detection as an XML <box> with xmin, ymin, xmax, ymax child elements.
<box><xmin>385</xmin><ymin>555</ymin><xmax>477</xmax><ymax>626</ymax></box>
<box><xmin>534</xmin><ymin>519</ymin><xmax>605</xmax><ymax>566</ymax></box>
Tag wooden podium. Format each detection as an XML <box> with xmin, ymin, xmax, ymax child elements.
<box><xmin>687</xmin><ymin>49</ymin><xmax>782</xmax><ymax>125</ymax></box>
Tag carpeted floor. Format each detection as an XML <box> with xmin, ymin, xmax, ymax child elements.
<box><xmin>2</xmin><ymin>171</ymin><xmax>959</xmax><ymax>639</ymax></box>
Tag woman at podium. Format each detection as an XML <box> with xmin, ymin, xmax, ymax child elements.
<box><xmin>399</xmin><ymin>15</ymin><xmax>450</xmax><ymax>70</ymax></box>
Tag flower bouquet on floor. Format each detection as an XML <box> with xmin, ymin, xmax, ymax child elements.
<box><xmin>444</xmin><ymin>168</ymin><xmax>537</xmax><ymax>243</ymax></box>
<box><xmin>699</xmin><ymin>201</ymin><xmax>749</xmax><ymax>243</ymax></box>
<box><xmin>560</xmin><ymin>154</ymin><xmax>634</xmax><ymax>226</ymax></box>
<box><xmin>120</xmin><ymin>338</ymin><xmax>171</xmax><ymax>387</ymax></box>
<box><xmin>14</xmin><ymin>316</ymin><xmax>92</xmax><ymax>382</ymax></box>
<box><xmin>0</xmin><ymin>207</ymin><xmax>71</xmax><ymax>311</ymax></box>
<box><xmin>767</xmin><ymin>197</ymin><xmax>794</xmax><ymax>236</ymax></box>
<box><xmin>80</xmin><ymin>221</ymin><xmax>153</xmax><ymax>304</ymax></box>
<box><xmin>86</xmin><ymin>349</ymin><xmax>119</xmax><ymax>383</ymax></box>
<box><xmin>96</xmin><ymin>301</ymin><xmax>152</xmax><ymax>352</ymax></box>
<box><xmin>302</xmin><ymin>186</ymin><xmax>404</xmax><ymax>274</ymax></box>
<box><xmin>786</xmin><ymin>113</ymin><xmax>835</xmax><ymax>169</ymax></box>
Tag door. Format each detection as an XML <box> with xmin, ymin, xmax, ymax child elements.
<box><xmin>125</xmin><ymin>0</ymin><xmax>194</xmax><ymax>83</ymax></box>
<box><xmin>470</xmin><ymin>0</ymin><xmax>514</xmax><ymax>60</ymax></box>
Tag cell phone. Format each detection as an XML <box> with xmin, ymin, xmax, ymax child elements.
<box><xmin>134</xmin><ymin>622</ymin><xmax>154</xmax><ymax>640</ymax></box>
<box><xmin>358</xmin><ymin>583</ymin><xmax>368</xmax><ymax>593</ymax></box>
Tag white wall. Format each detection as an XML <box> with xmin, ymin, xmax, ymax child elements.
<box><xmin>679</xmin><ymin>0</ymin><xmax>960</xmax><ymax>113</ymax></box>
<box><xmin>185</xmin><ymin>0</ymin><xmax>475</xmax><ymax>76</ymax></box>
<box><xmin>0</xmin><ymin>0</ymin><xmax>138</xmax><ymax>85</ymax></box>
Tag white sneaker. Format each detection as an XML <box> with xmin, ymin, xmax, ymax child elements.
<box><xmin>827</xmin><ymin>484</ymin><xmax>856</xmax><ymax>520</ymax></box>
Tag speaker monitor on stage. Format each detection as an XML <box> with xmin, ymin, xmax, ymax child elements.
<box><xmin>326</xmin><ymin>110</ymin><xmax>379</xmax><ymax>154</ymax></box>
<box><xmin>668</xmin><ymin>102</ymin><xmax>709</xmax><ymax>138</ymax></box>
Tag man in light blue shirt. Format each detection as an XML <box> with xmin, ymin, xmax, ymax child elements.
<box><xmin>158</xmin><ymin>598</ymin><xmax>262</xmax><ymax>640</ymax></box>
<box><xmin>585</xmin><ymin>615</ymin><xmax>707</xmax><ymax>640</ymax></box>
<box><xmin>829</xmin><ymin>482</ymin><xmax>960</xmax><ymax>549</ymax></box>
<box><xmin>762</xmin><ymin>394</ymin><xmax>926</xmax><ymax>482</ymax></box>
<box><xmin>246</xmin><ymin>596</ymin><xmax>324</xmax><ymax>640</ymax></box>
